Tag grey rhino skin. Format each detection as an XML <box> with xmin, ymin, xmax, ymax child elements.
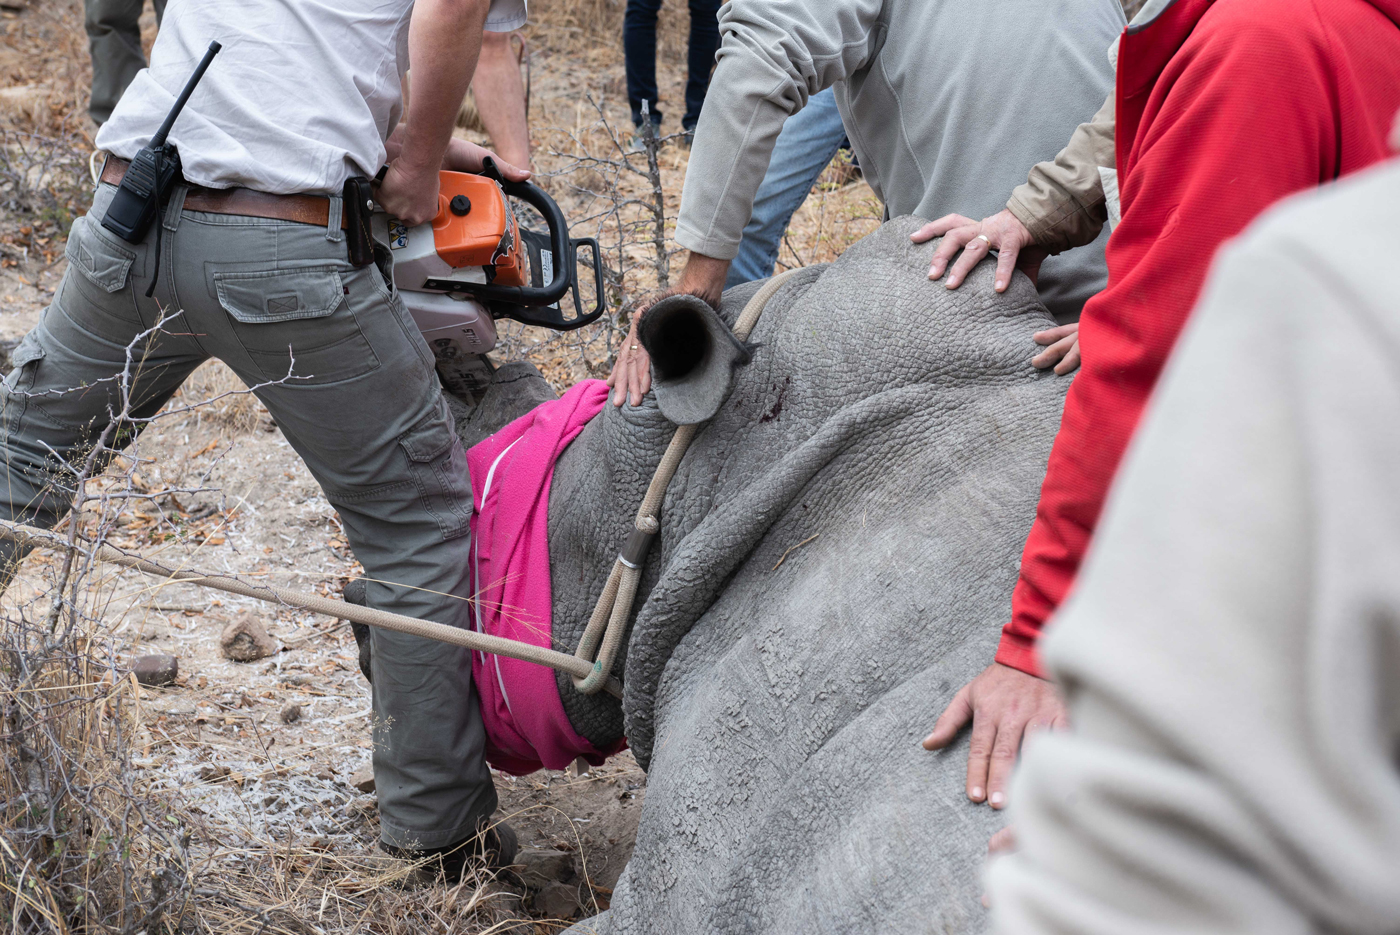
<box><xmin>464</xmin><ymin>217</ymin><xmax>1070</xmax><ymax>933</ymax></box>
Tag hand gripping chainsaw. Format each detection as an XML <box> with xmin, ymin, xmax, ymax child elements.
<box><xmin>373</xmin><ymin>160</ymin><xmax>606</xmax><ymax>402</ymax></box>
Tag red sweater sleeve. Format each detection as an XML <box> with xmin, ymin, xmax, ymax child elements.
<box><xmin>996</xmin><ymin>3</ymin><xmax>1349</xmax><ymax>677</ymax></box>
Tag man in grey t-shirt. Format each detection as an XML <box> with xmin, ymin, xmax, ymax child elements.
<box><xmin>0</xmin><ymin>0</ymin><xmax>527</xmax><ymax>874</ymax></box>
<box><xmin>608</xmin><ymin>0</ymin><xmax>1124</xmax><ymax>406</ymax></box>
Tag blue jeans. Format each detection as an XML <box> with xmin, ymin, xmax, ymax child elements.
<box><xmin>624</xmin><ymin>0</ymin><xmax>720</xmax><ymax>132</ymax></box>
<box><xmin>727</xmin><ymin>88</ymin><xmax>849</xmax><ymax>288</ymax></box>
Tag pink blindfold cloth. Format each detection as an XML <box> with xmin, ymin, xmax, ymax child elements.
<box><xmin>466</xmin><ymin>378</ymin><xmax>625</xmax><ymax>774</ymax></box>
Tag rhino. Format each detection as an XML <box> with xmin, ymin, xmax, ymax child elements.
<box><xmin>442</xmin><ymin>216</ymin><xmax>1071</xmax><ymax>931</ymax></box>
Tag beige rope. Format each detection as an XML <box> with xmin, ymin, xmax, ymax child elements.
<box><xmin>0</xmin><ymin>270</ymin><xmax>800</xmax><ymax>703</ymax></box>
<box><xmin>0</xmin><ymin>519</ymin><xmax>623</xmax><ymax>699</ymax></box>
<box><xmin>571</xmin><ymin>268</ymin><xmax>801</xmax><ymax>693</ymax></box>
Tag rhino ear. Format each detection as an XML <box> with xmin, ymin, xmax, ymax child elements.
<box><xmin>638</xmin><ymin>294</ymin><xmax>752</xmax><ymax>425</ymax></box>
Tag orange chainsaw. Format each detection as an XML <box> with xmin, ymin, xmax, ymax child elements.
<box><xmin>372</xmin><ymin>160</ymin><xmax>605</xmax><ymax>402</ymax></box>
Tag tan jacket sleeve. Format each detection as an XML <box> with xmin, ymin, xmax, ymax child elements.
<box><xmin>1005</xmin><ymin>91</ymin><xmax>1115</xmax><ymax>254</ymax></box>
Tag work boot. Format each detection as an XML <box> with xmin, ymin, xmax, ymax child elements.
<box><xmin>382</xmin><ymin>819</ymin><xmax>519</xmax><ymax>882</ymax></box>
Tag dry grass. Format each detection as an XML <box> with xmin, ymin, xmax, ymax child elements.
<box><xmin>0</xmin><ymin>644</ymin><xmax>190</xmax><ymax>932</ymax></box>
<box><xmin>525</xmin><ymin>0</ymin><xmax>691</xmax><ymax>66</ymax></box>
<box><xmin>0</xmin><ymin>0</ymin><xmax>100</xmax><ymax>282</ymax></box>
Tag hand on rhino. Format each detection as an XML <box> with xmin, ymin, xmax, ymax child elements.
<box><xmin>915</xmin><ymin>209</ymin><xmax>1045</xmax><ymax>293</ymax></box>
<box><xmin>609</xmin><ymin>318</ymin><xmax>653</xmax><ymax>408</ymax></box>
<box><xmin>912</xmin><ymin>210</ymin><xmax>1084</xmax><ymax>374</ymax></box>
<box><xmin>1031</xmin><ymin>322</ymin><xmax>1082</xmax><ymax>374</ymax></box>
<box><xmin>924</xmin><ymin>662</ymin><xmax>1068</xmax><ymax>809</ymax></box>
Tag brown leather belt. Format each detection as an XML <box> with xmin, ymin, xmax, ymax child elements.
<box><xmin>100</xmin><ymin>155</ymin><xmax>351</xmax><ymax>230</ymax></box>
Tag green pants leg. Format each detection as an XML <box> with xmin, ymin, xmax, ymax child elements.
<box><xmin>84</xmin><ymin>0</ymin><xmax>167</xmax><ymax>124</ymax></box>
<box><xmin>0</xmin><ymin>183</ymin><xmax>496</xmax><ymax>849</ymax></box>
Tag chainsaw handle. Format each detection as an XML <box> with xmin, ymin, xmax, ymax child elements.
<box><xmin>505</xmin><ymin>236</ymin><xmax>607</xmax><ymax>330</ymax></box>
<box><xmin>453</xmin><ymin>159</ymin><xmax>606</xmax><ymax>330</ymax></box>
<box><xmin>456</xmin><ymin>165</ymin><xmax>571</xmax><ymax>309</ymax></box>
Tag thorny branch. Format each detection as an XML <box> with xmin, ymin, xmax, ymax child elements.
<box><xmin>0</xmin><ymin>125</ymin><xmax>90</xmax><ymax>260</ymax></box>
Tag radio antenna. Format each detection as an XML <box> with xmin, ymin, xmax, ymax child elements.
<box><xmin>150</xmin><ymin>40</ymin><xmax>221</xmax><ymax>149</ymax></box>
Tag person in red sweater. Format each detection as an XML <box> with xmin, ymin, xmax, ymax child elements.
<box><xmin>918</xmin><ymin>0</ymin><xmax>1400</xmax><ymax>811</ymax></box>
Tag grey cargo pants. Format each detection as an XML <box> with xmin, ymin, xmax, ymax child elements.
<box><xmin>0</xmin><ymin>183</ymin><xmax>494</xmax><ymax>849</ymax></box>
<box><xmin>85</xmin><ymin>0</ymin><xmax>167</xmax><ymax>125</ymax></box>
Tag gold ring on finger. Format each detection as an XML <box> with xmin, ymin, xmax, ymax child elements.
<box><xmin>975</xmin><ymin>234</ymin><xmax>991</xmax><ymax>245</ymax></box>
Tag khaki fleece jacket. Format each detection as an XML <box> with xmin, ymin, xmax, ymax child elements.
<box><xmin>988</xmin><ymin>158</ymin><xmax>1400</xmax><ymax>933</ymax></box>
<box><xmin>1005</xmin><ymin>0</ymin><xmax>1155</xmax><ymax>253</ymax></box>
<box><xmin>1006</xmin><ymin>93</ymin><xmax>1116</xmax><ymax>254</ymax></box>
<box><xmin>676</xmin><ymin>0</ymin><xmax>1125</xmax><ymax>320</ymax></box>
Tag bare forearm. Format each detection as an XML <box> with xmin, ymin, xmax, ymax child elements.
<box><xmin>401</xmin><ymin>0</ymin><xmax>490</xmax><ymax>174</ymax></box>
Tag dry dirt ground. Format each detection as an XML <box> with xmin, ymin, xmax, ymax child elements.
<box><xmin>0</xmin><ymin>0</ymin><xmax>880</xmax><ymax>930</ymax></box>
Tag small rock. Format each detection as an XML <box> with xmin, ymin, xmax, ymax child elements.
<box><xmin>516</xmin><ymin>847</ymin><xmax>576</xmax><ymax>888</ymax></box>
<box><xmin>315</xmin><ymin>768</ymin><xmax>335</xmax><ymax>782</ymax></box>
<box><xmin>350</xmin><ymin>766</ymin><xmax>376</xmax><ymax>793</ymax></box>
<box><xmin>280</xmin><ymin>703</ymin><xmax>302</xmax><ymax>724</ymax></box>
<box><xmin>533</xmin><ymin>880</ymin><xmax>583</xmax><ymax>920</ymax></box>
<box><xmin>131</xmin><ymin>654</ymin><xmax>178</xmax><ymax>687</ymax></box>
<box><xmin>220</xmin><ymin>612</ymin><xmax>278</xmax><ymax>662</ymax></box>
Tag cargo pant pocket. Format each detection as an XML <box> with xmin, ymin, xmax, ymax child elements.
<box><xmin>62</xmin><ymin>215</ymin><xmax>144</xmax><ymax>330</ymax></box>
<box><xmin>214</xmin><ymin>265</ymin><xmax>381</xmax><ymax>385</ymax></box>
<box><xmin>0</xmin><ymin>331</ymin><xmax>46</xmax><ymax>437</ymax></box>
<box><xmin>398</xmin><ymin>407</ymin><xmax>472</xmax><ymax>542</ymax></box>
<box><xmin>66</xmin><ymin>215</ymin><xmax>136</xmax><ymax>294</ymax></box>
<box><xmin>3</xmin><ymin>331</ymin><xmax>46</xmax><ymax>393</ymax></box>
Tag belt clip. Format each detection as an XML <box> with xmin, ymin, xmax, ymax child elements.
<box><xmin>342</xmin><ymin>176</ymin><xmax>375</xmax><ymax>268</ymax></box>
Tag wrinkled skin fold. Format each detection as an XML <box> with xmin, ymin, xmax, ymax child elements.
<box><xmin>486</xmin><ymin>217</ymin><xmax>1070</xmax><ymax>932</ymax></box>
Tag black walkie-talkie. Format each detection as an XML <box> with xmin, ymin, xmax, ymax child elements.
<box><xmin>102</xmin><ymin>40</ymin><xmax>222</xmax><ymax>244</ymax></box>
